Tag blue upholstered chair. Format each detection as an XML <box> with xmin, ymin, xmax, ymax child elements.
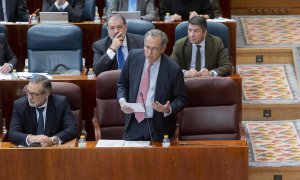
<box><xmin>83</xmin><ymin>0</ymin><xmax>95</xmax><ymax>21</ymax></box>
<box><xmin>27</xmin><ymin>24</ymin><xmax>83</xmax><ymax>73</ymax></box>
<box><xmin>175</xmin><ymin>21</ymin><xmax>230</xmax><ymax>53</ymax></box>
<box><xmin>0</xmin><ymin>25</ymin><xmax>7</xmax><ymax>38</ymax></box>
<box><xmin>101</xmin><ymin>19</ymin><xmax>155</xmax><ymax>38</ymax></box>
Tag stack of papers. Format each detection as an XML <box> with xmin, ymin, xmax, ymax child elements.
<box><xmin>96</xmin><ymin>139</ymin><xmax>150</xmax><ymax>147</ymax></box>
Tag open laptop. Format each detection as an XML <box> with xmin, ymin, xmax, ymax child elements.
<box><xmin>112</xmin><ymin>11</ymin><xmax>141</xmax><ymax>20</ymax></box>
<box><xmin>39</xmin><ymin>12</ymin><xmax>68</xmax><ymax>24</ymax></box>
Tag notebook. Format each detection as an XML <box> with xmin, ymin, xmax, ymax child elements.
<box><xmin>112</xmin><ymin>11</ymin><xmax>141</xmax><ymax>20</ymax></box>
<box><xmin>39</xmin><ymin>12</ymin><xmax>69</xmax><ymax>24</ymax></box>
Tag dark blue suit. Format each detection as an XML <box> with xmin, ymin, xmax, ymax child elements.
<box><xmin>117</xmin><ymin>49</ymin><xmax>187</xmax><ymax>140</ymax></box>
<box><xmin>8</xmin><ymin>95</ymin><xmax>78</xmax><ymax>146</ymax></box>
<box><xmin>5</xmin><ymin>0</ymin><xmax>29</xmax><ymax>22</ymax></box>
<box><xmin>0</xmin><ymin>33</ymin><xmax>17</xmax><ymax>67</ymax></box>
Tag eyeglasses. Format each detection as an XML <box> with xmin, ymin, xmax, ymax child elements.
<box><xmin>25</xmin><ymin>89</ymin><xmax>45</xmax><ymax>98</ymax></box>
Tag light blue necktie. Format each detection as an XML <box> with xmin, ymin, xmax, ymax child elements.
<box><xmin>36</xmin><ymin>107</ymin><xmax>45</xmax><ymax>135</ymax></box>
<box><xmin>128</xmin><ymin>0</ymin><xmax>137</xmax><ymax>11</ymax></box>
<box><xmin>117</xmin><ymin>46</ymin><xmax>125</xmax><ymax>69</ymax></box>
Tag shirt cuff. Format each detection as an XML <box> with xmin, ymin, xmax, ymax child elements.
<box><xmin>164</xmin><ymin>106</ymin><xmax>172</xmax><ymax>117</ymax></box>
<box><xmin>119</xmin><ymin>98</ymin><xmax>126</xmax><ymax>106</ymax></box>
<box><xmin>107</xmin><ymin>48</ymin><xmax>116</xmax><ymax>60</ymax></box>
<box><xmin>25</xmin><ymin>134</ymin><xmax>31</xmax><ymax>146</ymax></box>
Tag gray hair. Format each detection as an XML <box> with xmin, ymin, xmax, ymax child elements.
<box><xmin>29</xmin><ymin>75</ymin><xmax>52</xmax><ymax>93</ymax></box>
<box><xmin>144</xmin><ymin>29</ymin><xmax>168</xmax><ymax>49</ymax></box>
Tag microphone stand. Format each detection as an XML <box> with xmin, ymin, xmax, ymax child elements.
<box><xmin>140</xmin><ymin>92</ymin><xmax>153</xmax><ymax>146</ymax></box>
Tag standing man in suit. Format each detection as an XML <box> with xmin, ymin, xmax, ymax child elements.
<box><xmin>0</xmin><ymin>0</ymin><xmax>29</xmax><ymax>22</ymax></box>
<box><xmin>92</xmin><ymin>14</ymin><xmax>144</xmax><ymax>75</ymax></box>
<box><xmin>117</xmin><ymin>29</ymin><xmax>186</xmax><ymax>141</ymax></box>
<box><xmin>9</xmin><ymin>75</ymin><xmax>78</xmax><ymax>147</ymax></box>
<box><xmin>107</xmin><ymin>0</ymin><xmax>156</xmax><ymax>21</ymax></box>
<box><xmin>171</xmin><ymin>16</ymin><xmax>232</xmax><ymax>77</ymax></box>
<box><xmin>0</xmin><ymin>33</ymin><xmax>17</xmax><ymax>73</ymax></box>
<box><xmin>42</xmin><ymin>0</ymin><xmax>85</xmax><ymax>22</ymax></box>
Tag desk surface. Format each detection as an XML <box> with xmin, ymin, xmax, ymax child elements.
<box><xmin>0</xmin><ymin>140</ymin><xmax>248</xmax><ymax>180</ymax></box>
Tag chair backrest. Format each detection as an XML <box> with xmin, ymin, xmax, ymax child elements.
<box><xmin>83</xmin><ymin>0</ymin><xmax>95</xmax><ymax>21</ymax></box>
<box><xmin>178</xmin><ymin>77</ymin><xmax>241</xmax><ymax>140</ymax></box>
<box><xmin>96</xmin><ymin>70</ymin><xmax>124</xmax><ymax>139</ymax></box>
<box><xmin>27</xmin><ymin>24</ymin><xmax>83</xmax><ymax>73</ymax></box>
<box><xmin>0</xmin><ymin>25</ymin><xmax>7</xmax><ymax>38</ymax></box>
<box><xmin>175</xmin><ymin>21</ymin><xmax>230</xmax><ymax>52</ymax></box>
<box><xmin>101</xmin><ymin>19</ymin><xmax>155</xmax><ymax>38</ymax></box>
<box><xmin>22</xmin><ymin>82</ymin><xmax>82</xmax><ymax>134</ymax></box>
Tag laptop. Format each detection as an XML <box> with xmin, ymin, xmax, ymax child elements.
<box><xmin>112</xmin><ymin>11</ymin><xmax>141</xmax><ymax>20</ymax></box>
<box><xmin>39</xmin><ymin>12</ymin><xmax>69</xmax><ymax>24</ymax></box>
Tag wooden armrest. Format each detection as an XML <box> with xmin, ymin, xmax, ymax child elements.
<box><xmin>92</xmin><ymin>108</ymin><xmax>101</xmax><ymax>141</ymax></box>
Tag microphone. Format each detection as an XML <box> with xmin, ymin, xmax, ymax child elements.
<box><xmin>140</xmin><ymin>92</ymin><xmax>153</xmax><ymax>146</ymax></box>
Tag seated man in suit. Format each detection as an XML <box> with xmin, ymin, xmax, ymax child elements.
<box><xmin>117</xmin><ymin>29</ymin><xmax>187</xmax><ymax>141</ymax></box>
<box><xmin>0</xmin><ymin>0</ymin><xmax>29</xmax><ymax>22</ymax></box>
<box><xmin>9</xmin><ymin>75</ymin><xmax>78</xmax><ymax>147</ymax></box>
<box><xmin>159</xmin><ymin>0</ymin><xmax>214</xmax><ymax>21</ymax></box>
<box><xmin>0</xmin><ymin>33</ymin><xmax>17</xmax><ymax>73</ymax></box>
<box><xmin>106</xmin><ymin>0</ymin><xmax>157</xmax><ymax>21</ymax></box>
<box><xmin>171</xmin><ymin>16</ymin><xmax>232</xmax><ymax>77</ymax></box>
<box><xmin>92</xmin><ymin>14</ymin><xmax>144</xmax><ymax>75</ymax></box>
<box><xmin>42</xmin><ymin>0</ymin><xmax>85</xmax><ymax>22</ymax></box>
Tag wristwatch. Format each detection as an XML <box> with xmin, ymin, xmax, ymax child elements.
<box><xmin>50</xmin><ymin>136</ymin><xmax>59</xmax><ymax>146</ymax></box>
<box><xmin>210</xmin><ymin>70</ymin><xmax>218</xmax><ymax>77</ymax></box>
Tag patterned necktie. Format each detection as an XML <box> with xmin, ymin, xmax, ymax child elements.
<box><xmin>0</xmin><ymin>1</ymin><xmax>4</xmax><ymax>21</ymax></box>
<box><xmin>36</xmin><ymin>107</ymin><xmax>45</xmax><ymax>135</ymax></box>
<box><xmin>195</xmin><ymin>45</ymin><xmax>201</xmax><ymax>71</ymax></box>
<box><xmin>117</xmin><ymin>46</ymin><xmax>125</xmax><ymax>69</ymax></box>
<box><xmin>128</xmin><ymin>0</ymin><xmax>137</xmax><ymax>11</ymax></box>
<box><xmin>135</xmin><ymin>62</ymin><xmax>153</xmax><ymax>122</ymax></box>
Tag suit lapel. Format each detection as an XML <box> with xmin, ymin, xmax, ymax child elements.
<box><xmin>44</xmin><ymin>96</ymin><xmax>55</xmax><ymax>135</ymax></box>
<box><xmin>154</xmin><ymin>54</ymin><xmax>168</xmax><ymax>102</ymax></box>
<box><xmin>204</xmin><ymin>36</ymin><xmax>212</xmax><ymax>68</ymax></box>
<box><xmin>184</xmin><ymin>38</ymin><xmax>192</xmax><ymax>70</ymax></box>
<box><xmin>131</xmin><ymin>53</ymin><xmax>145</xmax><ymax>102</ymax></box>
<box><xmin>26</xmin><ymin>105</ymin><xmax>38</xmax><ymax>134</ymax></box>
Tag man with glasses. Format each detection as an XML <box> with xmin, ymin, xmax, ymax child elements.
<box><xmin>92</xmin><ymin>14</ymin><xmax>144</xmax><ymax>75</ymax></box>
<box><xmin>117</xmin><ymin>29</ymin><xmax>186</xmax><ymax>141</ymax></box>
<box><xmin>8</xmin><ymin>75</ymin><xmax>78</xmax><ymax>147</ymax></box>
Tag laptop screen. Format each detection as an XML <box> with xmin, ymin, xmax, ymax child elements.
<box><xmin>112</xmin><ymin>11</ymin><xmax>141</xmax><ymax>20</ymax></box>
<box><xmin>39</xmin><ymin>12</ymin><xmax>69</xmax><ymax>24</ymax></box>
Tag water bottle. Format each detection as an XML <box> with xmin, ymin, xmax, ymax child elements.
<box><xmin>11</xmin><ymin>69</ymin><xmax>19</xmax><ymax>80</ymax></box>
<box><xmin>162</xmin><ymin>135</ymin><xmax>170</xmax><ymax>147</ymax></box>
<box><xmin>87</xmin><ymin>68</ymin><xmax>96</xmax><ymax>80</ymax></box>
<box><xmin>31</xmin><ymin>13</ymin><xmax>38</xmax><ymax>24</ymax></box>
<box><xmin>164</xmin><ymin>13</ymin><xmax>171</xmax><ymax>23</ymax></box>
<box><xmin>94</xmin><ymin>12</ymin><xmax>101</xmax><ymax>23</ymax></box>
<box><xmin>78</xmin><ymin>135</ymin><xmax>87</xmax><ymax>148</ymax></box>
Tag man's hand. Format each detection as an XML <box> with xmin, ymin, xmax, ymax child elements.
<box><xmin>110</xmin><ymin>32</ymin><xmax>124</xmax><ymax>51</ymax></box>
<box><xmin>152</xmin><ymin>101</ymin><xmax>170</xmax><ymax>113</ymax></box>
<box><xmin>120</xmin><ymin>101</ymin><xmax>134</xmax><ymax>114</ymax></box>
<box><xmin>199</xmin><ymin>68</ymin><xmax>210</xmax><ymax>77</ymax></box>
<box><xmin>184</xmin><ymin>69</ymin><xmax>201</xmax><ymax>78</ymax></box>
<box><xmin>28</xmin><ymin>135</ymin><xmax>54</xmax><ymax>147</ymax></box>
<box><xmin>0</xmin><ymin>63</ymin><xmax>12</xmax><ymax>74</ymax></box>
<box><xmin>171</xmin><ymin>14</ymin><xmax>182</xmax><ymax>22</ymax></box>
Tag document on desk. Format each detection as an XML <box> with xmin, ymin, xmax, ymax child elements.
<box><xmin>0</xmin><ymin>72</ymin><xmax>12</xmax><ymax>80</ymax></box>
<box><xmin>96</xmin><ymin>140</ymin><xmax>150</xmax><ymax>147</ymax></box>
<box><xmin>123</xmin><ymin>102</ymin><xmax>145</xmax><ymax>112</ymax></box>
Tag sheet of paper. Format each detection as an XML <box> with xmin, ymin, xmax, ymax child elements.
<box><xmin>96</xmin><ymin>139</ymin><xmax>125</xmax><ymax>147</ymax></box>
<box><xmin>0</xmin><ymin>72</ymin><xmax>12</xmax><ymax>80</ymax></box>
<box><xmin>124</xmin><ymin>102</ymin><xmax>145</xmax><ymax>112</ymax></box>
<box><xmin>124</xmin><ymin>141</ymin><xmax>150</xmax><ymax>147</ymax></box>
<box><xmin>17</xmin><ymin>72</ymin><xmax>53</xmax><ymax>80</ymax></box>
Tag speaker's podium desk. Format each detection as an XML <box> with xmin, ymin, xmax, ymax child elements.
<box><xmin>0</xmin><ymin>140</ymin><xmax>248</xmax><ymax>180</ymax></box>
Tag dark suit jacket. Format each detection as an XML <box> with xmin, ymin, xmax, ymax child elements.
<box><xmin>42</xmin><ymin>0</ymin><xmax>85</xmax><ymax>22</ymax></box>
<box><xmin>171</xmin><ymin>34</ymin><xmax>232</xmax><ymax>76</ymax></box>
<box><xmin>107</xmin><ymin>0</ymin><xmax>157</xmax><ymax>21</ymax></box>
<box><xmin>0</xmin><ymin>34</ymin><xmax>17</xmax><ymax>67</ymax></box>
<box><xmin>8</xmin><ymin>95</ymin><xmax>78</xmax><ymax>146</ymax></box>
<box><xmin>117</xmin><ymin>49</ymin><xmax>187</xmax><ymax>140</ymax></box>
<box><xmin>92</xmin><ymin>32</ymin><xmax>144</xmax><ymax>75</ymax></box>
<box><xmin>5</xmin><ymin>0</ymin><xmax>29</xmax><ymax>22</ymax></box>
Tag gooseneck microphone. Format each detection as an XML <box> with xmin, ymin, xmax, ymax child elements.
<box><xmin>140</xmin><ymin>92</ymin><xmax>153</xmax><ymax>145</ymax></box>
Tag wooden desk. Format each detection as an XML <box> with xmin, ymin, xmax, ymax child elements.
<box><xmin>4</xmin><ymin>21</ymin><xmax>236</xmax><ymax>72</ymax></box>
<box><xmin>0</xmin><ymin>140</ymin><xmax>248</xmax><ymax>180</ymax></box>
